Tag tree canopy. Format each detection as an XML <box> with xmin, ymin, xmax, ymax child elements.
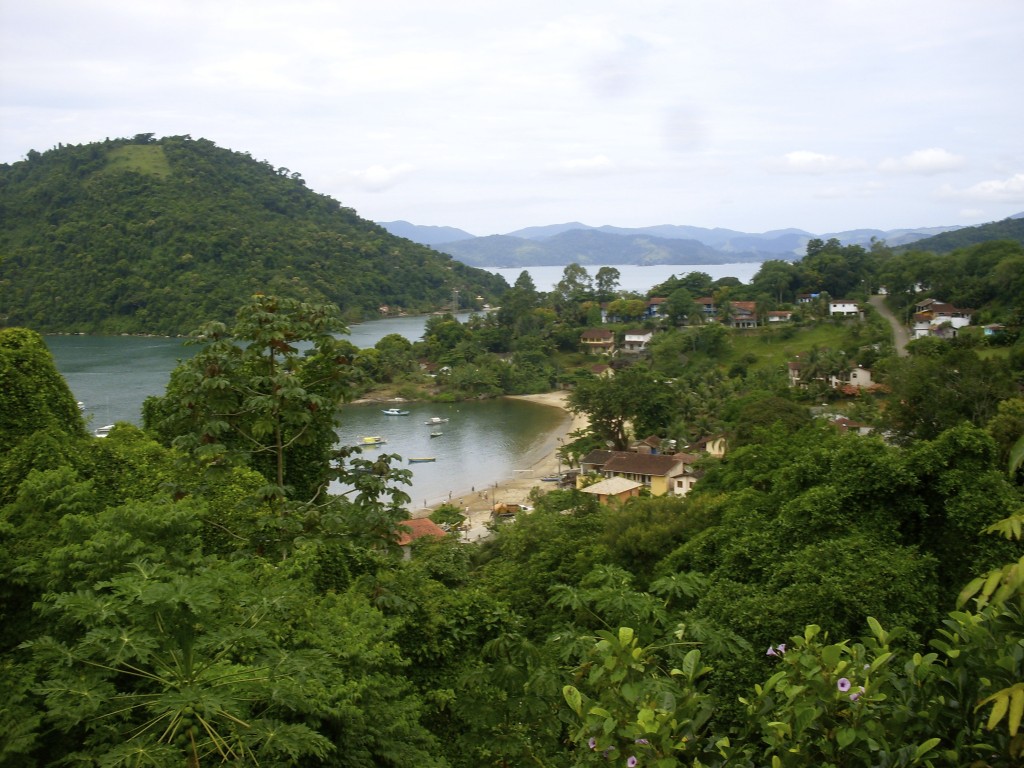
<box><xmin>0</xmin><ymin>135</ymin><xmax>508</xmax><ymax>335</ymax></box>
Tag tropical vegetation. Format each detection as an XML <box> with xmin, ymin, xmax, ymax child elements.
<box><xmin>2</xmin><ymin>158</ymin><xmax>1024</xmax><ymax>765</ymax></box>
<box><xmin>0</xmin><ymin>135</ymin><xmax>507</xmax><ymax>335</ymax></box>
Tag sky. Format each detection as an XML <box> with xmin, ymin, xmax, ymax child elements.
<box><xmin>1</xmin><ymin>0</ymin><xmax>1023</xmax><ymax>237</ymax></box>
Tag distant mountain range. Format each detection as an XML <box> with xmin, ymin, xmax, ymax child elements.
<box><xmin>377</xmin><ymin>219</ymin><xmax>993</xmax><ymax>268</ymax></box>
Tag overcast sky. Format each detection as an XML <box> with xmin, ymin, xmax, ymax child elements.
<box><xmin>2</xmin><ymin>1</ymin><xmax>1022</xmax><ymax>236</ymax></box>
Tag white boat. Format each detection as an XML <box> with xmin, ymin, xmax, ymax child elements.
<box><xmin>424</xmin><ymin>416</ymin><xmax>449</xmax><ymax>425</ymax></box>
<box><xmin>429</xmin><ymin>431</ymin><xmax>443</xmax><ymax>438</ymax></box>
<box><xmin>381</xmin><ymin>408</ymin><xmax>410</xmax><ymax>416</ymax></box>
<box><xmin>94</xmin><ymin>424</ymin><xmax>115</xmax><ymax>438</ymax></box>
<box><xmin>359</xmin><ymin>435</ymin><xmax>387</xmax><ymax>445</ymax></box>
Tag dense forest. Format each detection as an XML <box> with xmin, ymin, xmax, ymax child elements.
<box><xmin>2</xmin><ymin>221</ymin><xmax>1024</xmax><ymax>765</ymax></box>
<box><xmin>902</xmin><ymin>215</ymin><xmax>1024</xmax><ymax>255</ymax></box>
<box><xmin>0</xmin><ymin>135</ymin><xmax>507</xmax><ymax>335</ymax></box>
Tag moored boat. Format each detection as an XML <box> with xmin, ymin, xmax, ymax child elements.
<box><xmin>407</xmin><ymin>457</ymin><xmax>436</xmax><ymax>463</ymax></box>
<box><xmin>94</xmin><ymin>424</ymin><xmax>115</xmax><ymax>438</ymax></box>
<box><xmin>382</xmin><ymin>408</ymin><xmax>410</xmax><ymax>416</ymax></box>
<box><xmin>424</xmin><ymin>416</ymin><xmax>449</xmax><ymax>424</ymax></box>
<box><xmin>359</xmin><ymin>435</ymin><xmax>387</xmax><ymax>445</ymax></box>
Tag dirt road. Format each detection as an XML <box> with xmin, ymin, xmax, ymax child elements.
<box><xmin>869</xmin><ymin>294</ymin><xmax>910</xmax><ymax>357</ymax></box>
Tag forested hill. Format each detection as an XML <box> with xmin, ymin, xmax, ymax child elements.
<box><xmin>902</xmin><ymin>214</ymin><xmax>1024</xmax><ymax>254</ymax></box>
<box><xmin>0</xmin><ymin>135</ymin><xmax>508</xmax><ymax>335</ymax></box>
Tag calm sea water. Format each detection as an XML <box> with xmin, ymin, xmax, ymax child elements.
<box><xmin>44</xmin><ymin>332</ymin><xmax>564</xmax><ymax>511</ymax></box>
<box><xmin>44</xmin><ymin>262</ymin><xmax>743</xmax><ymax>507</ymax></box>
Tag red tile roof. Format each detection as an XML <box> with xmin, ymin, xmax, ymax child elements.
<box><xmin>397</xmin><ymin>518</ymin><xmax>448</xmax><ymax>546</ymax></box>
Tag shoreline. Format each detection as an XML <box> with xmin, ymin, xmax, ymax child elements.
<box><xmin>411</xmin><ymin>390</ymin><xmax>588</xmax><ymax>541</ymax></box>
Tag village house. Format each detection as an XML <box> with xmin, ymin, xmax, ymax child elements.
<box><xmin>829</xmin><ymin>299</ymin><xmax>860</xmax><ymax>317</ymax></box>
<box><xmin>728</xmin><ymin>301</ymin><xmax>759</xmax><ymax>328</ymax></box>
<box><xmin>622</xmin><ymin>329</ymin><xmax>653</xmax><ymax>353</ymax></box>
<box><xmin>688</xmin><ymin>434</ymin><xmax>727</xmax><ymax>459</ymax></box>
<box><xmin>829</xmin><ymin>415</ymin><xmax>874</xmax><ymax>436</ymax></box>
<box><xmin>787</xmin><ymin>360</ymin><xmax>803</xmax><ymax>388</ymax></box>
<box><xmin>694</xmin><ymin>297</ymin><xmax>759</xmax><ymax>328</ymax></box>
<box><xmin>695</xmin><ymin>296</ymin><xmax>717</xmax><ymax>320</ymax></box>
<box><xmin>911</xmin><ymin>298</ymin><xmax>974</xmax><ymax>339</ymax></box>
<box><xmin>766</xmin><ymin>310</ymin><xmax>793</xmax><ymax>323</ymax></box>
<box><xmin>829</xmin><ymin>365</ymin><xmax>873</xmax><ymax>391</ymax></box>
<box><xmin>672</xmin><ymin>467</ymin><xmax>705</xmax><ymax>497</ymax></box>
<box><xmin>577</xmin><ymin>449</ymin><xmax>699</xmax><ymax>496</ymax></box>
<box><xmin>644</xmin><ymin>297</ymin><xmax>667</xmax><ymax>319</ymax></box>
<box><xmin>631</xmin><ymin>435</ymin><xmax>678</xmax><ymax>455</ymax></box>
<box><xmin>580</xmin><ymin>328</ymin><xmax>615</xmax><ymax>354</ymax></box>
<box><xmin>396</xmin><ymin>518</ymin><xmax>448</xmax><ymax>560</ymax></box>
<box><xmin>579</xmin><ymin>476</ymin><xmax>643</xmax><ymax>505</ymax></box>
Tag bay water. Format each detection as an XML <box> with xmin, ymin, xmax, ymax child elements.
<box><xmin>42</xmin><ymin>262</ymin><xmax>755</xmax><ymax>509</ymax></box>
<box><xmin>44</xmin><ymin>328</ymin><xmax>564</xmax><ymax>512</ymax></box>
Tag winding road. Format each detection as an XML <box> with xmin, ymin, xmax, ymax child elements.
<box><xmin>868</xmin><ymin>295</ymin><xmax>910</xmax><ymax>357</ymax></box>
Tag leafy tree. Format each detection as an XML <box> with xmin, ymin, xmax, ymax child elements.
<box><xmin>751</xmin><ymin>259</ymin><xmax>800</xmax><ymax>303</ymax></box>
<box><xmin>554</xmin><ymin>263</ymin><xmax>594</xmax><ymax>305</ymax></box>
<box><xmin>143</xmin><ymin>295</ymin><xmax>356</xmax><ymax>504</ymax></box>
<box><xmin>567</xmin><ymin>365</ymin><xmax>672</xmax><ymax>450</ymax></box>
<box><xmin>594</xmin><ymin>266</ymin><xmax>621</xmax><ymax>302</ymax></box>
<box><xmin>0</xmin><ymin>328</ymin><xmax>86</xmax><ymax>449</ymax></box>
<box><xmin>883</xmin><ymin>346</ymin><xmax>1015</xmax><ymax>443</ymax></box>
<box><xmin>664</xmin><ymin>286</ymin><xmax>700</xmax><ymax>327</ymax></box>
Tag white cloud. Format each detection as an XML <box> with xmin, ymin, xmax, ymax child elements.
<box><xmin>879</xmin><ymin>148</ymin><xmax>965</xmax><ymax>174</ymax></box>
<box><xmin>551</xmin><ymin>155</ymin><xmax>615</xmax><ymax>174</ymax></box>
<box><xmin>772</xmin><ymin>151</ymin><xmax>866</xmax><ymax>174</ymax></box>
<box><xmin>941</xmin><ymin>173</ymin><xmax>1024</xmax><ymax>203</ymax></box>
<box><xmin>347</xmin><ymin>164</ymin><xmax>416</xmax><ymax>192</ymax></box>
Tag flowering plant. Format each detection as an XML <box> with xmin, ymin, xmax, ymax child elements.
<box><xmin>562</xmin><ymin>627</ymin><xmax>717</xmax><ymax>767</ymax></box>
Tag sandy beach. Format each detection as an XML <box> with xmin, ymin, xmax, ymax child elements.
<box><xmin>412</xmin><ymin>390</ymin><xmax>588</xmax><ymax>541</ymax></box>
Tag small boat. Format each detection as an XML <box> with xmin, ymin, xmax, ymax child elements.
<box><xmin>424</xmin><ymin>416</ymin><xmax>449</xmax><ymax>425</ymax></box>
<box><xmin>381</xmin><ymin>408</ymin><xmax>410</xmax><ymax>416</ymax></box>
<box><xmin>429</xmin><ymin>431</ymin><xmax>443</xmax><ymax>438</ymax></box>
<box><xmin>407</xmin><ymin>457</ymin><xmax>436</xmax><ymax>463</ymax></box>
<box><xmin>359</xmin><ymin>435</ymin><xmax>387</xmax><ymax>445</ymax></box>
<box><xmin>94</xmin><ymin>424</ymin><xmax>115</xmax><ymax>438</ymax></box>
<box><xmin>541</xmin><ymin>475</ymin><xmax>562</xmax><ymax>482</ymax></box>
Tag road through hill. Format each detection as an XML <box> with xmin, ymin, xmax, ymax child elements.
<box><xmin>869</xmin><ymin>295</ymin><xmax>910</xmax><ymax>357</ymax></box>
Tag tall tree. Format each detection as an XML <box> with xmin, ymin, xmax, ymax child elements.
<box><xmin>143</xmin><ymin>295</ymin><xmax>356</xmax><ymax>504</ymax></box>
<box><xmin>594</xmin><ymin>266</ymin><xmax>622</xmax><ymax>302</ymax></box>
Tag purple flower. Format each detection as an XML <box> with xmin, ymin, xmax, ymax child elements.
<box><xmin>837</xmin><ymin>677</ymin><xmax>851</xmax><ymax>692</ymax></box>
<box><xmin>634</xmin><ymin>738</ymin><xmax>649</xmax><ymax>745</ymax></box>
<box><xmin>777</xmin><ymin>643</ymin><xmax>786</xmax><ymax>654</ymax></box>
<box><xmin>850</xmin><ymin>685</ymin><xmax>865</xmax><ymax>702</ymax></box>
<box><xmin>588</xmin><ymin>737</ymin><xmax>597</xmax><ymax>750</ymax></box>
<box><xmin>766</xmin><ymin>645</ymin><xmax>777</xmax><ymax>656</ymax></box>
<box><xmin>627</xmin><ymin>757</ymin><xmax>638</xmax><ymax>767</ymax></box>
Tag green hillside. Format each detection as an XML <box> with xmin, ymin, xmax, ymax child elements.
<box><xmin>901</xmin><ymin>214</ymin><xmax>1024</xmax><ymax>253</ymax></box>
<box><xmin>0</xmin><ymin>135</ymin><xmax>508</xmax><ymax>335</ymax></box>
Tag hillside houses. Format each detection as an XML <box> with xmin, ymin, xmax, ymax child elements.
<box><xmin>829</xmin><ymin>299</ymin><xmax>860</xmax><ymax>317</ymax></box>
<box><xmin>911</xmin><ymin>298</ymin><xmax>974</xmax><ymax>339</ymax></box>
<box><xmin>580</xmin><ymin>328</ymin><xmax>615</xmax><ymax>354</ymax></box>
<box><xmin>622</xmin><ymin>329</ymin><xmax>653</xmax><ymax>353</ymax></box>
<box><xmin>694</xmin><ymin>297</ymin><xmax>760</xmax><ymax>328</ymax></box>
